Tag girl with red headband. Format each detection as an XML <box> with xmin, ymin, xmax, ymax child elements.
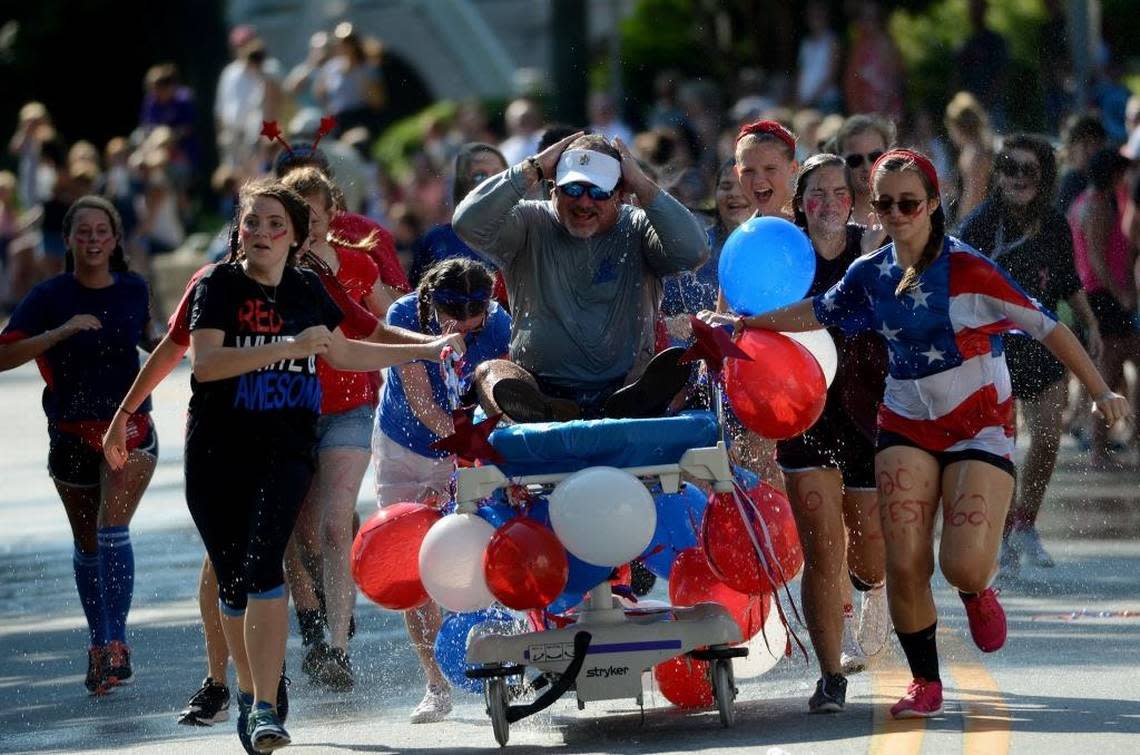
<box><xmin>718</xmin><ymin>120</ymin><xmax>801</xmax><ymax>489</ymax></box>
<box><xmin>712</xmin><ymin>148</ymin><xmax>1128</xmax><ymax>718</ymax></box>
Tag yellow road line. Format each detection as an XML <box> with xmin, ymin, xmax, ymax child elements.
<box><xmin>944</xmin><ymin>631</ymin><xmax>1012</xmax><ymax>755</ymax></box>
<box><xmin>869</xmin><ymin>663</ymin><xmax>926</xmax><ymax>755</ymax></box>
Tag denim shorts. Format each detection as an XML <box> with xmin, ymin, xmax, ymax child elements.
<box><xmin>316</xmin><ymin>404</ymin><xmax>376</xmax><ymax>452</ymax></box>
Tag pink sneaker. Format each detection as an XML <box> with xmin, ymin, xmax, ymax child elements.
<box><xmin>890</xmin><ymin>678</ymin><xmax>943</xmax><ymax>719</ymax></box>
<box><xmin>961</xmin><ymin>587</ymin><xmax>1006</xmax><ymax>652</ymax></box>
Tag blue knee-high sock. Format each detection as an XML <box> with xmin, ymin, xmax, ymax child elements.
<box><xmin>73</xmin><ymin>546</ymin><xmax>108</xmax><ymax>647</ymax></box>
<box><xmin>97</xmin><ymin>526</ymin><xmax>134</xmax><ymax>643</ymax></box>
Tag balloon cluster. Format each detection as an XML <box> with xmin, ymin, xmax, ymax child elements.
<box><xmin>716</xmin><ymin>216</ymin><xmax>837</xmax><ymax>439</ymax></box>
<box><xmin>351</xmin><ymin>467</ymin><xmax>803</xmax><ymax>704</ymax></box>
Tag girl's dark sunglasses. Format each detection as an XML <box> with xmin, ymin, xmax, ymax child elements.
<box><xmin>995</xmin><ymin>154</ymin><xmax>1041</xmax><ymax>181</ymax></box>
<box><xmin>558</xmin><ymin>182</ymin><xmax>615</xmax><ymax>201</ymax></box>
<box><xmin>844</xmin><ymin>150</ymin><xmax>885</xmax><ymax>169</ymax></box>
<box><xmin>870</xmin><ymin>197</ymin><xmax>926</xmax><ymax>215</ymax></box>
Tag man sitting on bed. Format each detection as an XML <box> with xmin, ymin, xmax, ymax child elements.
<box><xmin>453</xmin><ymin>130</ymin><xmax>709</xmax><ymax>422</ymax></box>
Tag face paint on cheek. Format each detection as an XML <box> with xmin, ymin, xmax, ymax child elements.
<box><xmin>239</xmin><ymin>227</ymin><xmax>253</xmax><ymax>244</ymax></box>
<box><xmin>805</xmin><ymin>198</ymin><xmax>822</xmax><ymax>215</ymax></box>
<box><xmin>269</xmin><ymin>228</ymin><xmax>289</xmax><ymax>241</ymax></box>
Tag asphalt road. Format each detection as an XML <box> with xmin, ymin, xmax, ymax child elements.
<box><xmin>2</xmin><ymin>362</ymin><xmax>1138</xmax><ymax>754</ymax></box>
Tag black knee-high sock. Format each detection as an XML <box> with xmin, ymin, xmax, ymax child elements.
<box><xmin>895</xmin><ymin>622</ymin><xmax>940</xmax><ymax>683</ymax></box>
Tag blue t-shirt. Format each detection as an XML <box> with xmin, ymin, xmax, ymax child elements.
<box><xmin>2</xmin><ymin>272</ymin><xmax>151</xmax><ymax>422</ymax></box>
<box><xmin>410</xmin><ymin>223</ymin><xmax>494</xmax><ymax>287</ymax></box>
<box><xmin>378</xmin><ymin>293</ymin><xmax>510</xmax><ymax>457</ymax></box>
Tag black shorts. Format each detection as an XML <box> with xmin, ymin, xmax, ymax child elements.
<box><xmin>776</xmin><ymin>406</ymin><xmax>877</xmax><ymax>489</ymax></box>
<box><xmin>48</xmin><ymin>420</ymin><xmax>159</xmax><ymax>487</ymax></box>
<box><xmin>184</xmin><ymin>434</ymin><xmax>314</xmax><ymax>613</ymax></box>
<box><xmin>1003</xmin><ymin>334</ymin><xmax>1064</xmax><ymax>399</ymax></box>
<box><xmin>876</xmin><ymin>430</ymin><xmax>1016</xmax><ymax>478</ymax></box>
<box><xmin>1088</xmin><ymin>290</ymin><xmax>1137</xmax><ymax>338</ymax></box>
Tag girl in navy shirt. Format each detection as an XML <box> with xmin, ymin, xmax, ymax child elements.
<box><xmin>0</xmin><ymin>196</ymin><xmax>156</xmax><ymax>696</ymax></box>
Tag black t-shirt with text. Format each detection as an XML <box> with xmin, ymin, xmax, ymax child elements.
<box><xmin>187</xmin><ymin>262</ymin><xmax>344</xmax><ymax>454</ymax></box>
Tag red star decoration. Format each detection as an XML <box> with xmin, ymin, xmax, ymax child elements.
<box><xmin>679</xmin><ymin>315</ymin><xmax>751</xmax><ymax>374</ymax></box>
<box><xmin>430</xmin><ymin>408</ymin><xmax>505</xmax><ymax>464</ymax></box>
<box><xmin>260</xmin><ymin>120</ymin><xmax>283</xmax><ymax>141</ymax></box>
<box><xmin>313</xmin><ymin>116</ymin><xmax>338</xmax><ymax>148</ymax></box>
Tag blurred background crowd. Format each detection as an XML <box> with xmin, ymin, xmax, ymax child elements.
<box><xmin>0</xmin><ymin>0</ymin><xmax>1138</xmax><ymax>362</ymax></box>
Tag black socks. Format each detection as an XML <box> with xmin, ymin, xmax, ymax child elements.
<box><xmin>895</xmin><ymin>622</ymin><xmax>940</xmax><ymax>683</ymax></box>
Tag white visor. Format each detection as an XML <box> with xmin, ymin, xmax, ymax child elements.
<box><xmin>555</xmin><ymin>149</ymin><xmax>622</xmax><ymax>192</ymax></box>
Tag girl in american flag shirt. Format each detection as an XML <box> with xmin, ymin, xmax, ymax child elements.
<box><xmin>710</xmin><ymin>148</ymin><xmax>1128</xmax><ymax>719</ymax></box>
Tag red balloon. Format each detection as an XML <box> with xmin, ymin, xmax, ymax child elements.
<box><xmin>351</xmin><ymin>502</ymin><xmax>441</xmax><ymax>610</ymax></box>
<box><xmin>668</xmin><ymin>547</ymin><xmax>770</xmax><ymax>641</ymax></box>
<box><xmin>702</xmin><ymin>487</ymin><xmax>803</xmax><ymax>595</ymax></box>
<box><xmin>484</xmin><ymin>518</ymin><xmax>569</xmax><ymax>610</ymax></box>
<box><xmin>654</xmin><ymin>655</ymin><xmax>713</xmax><ymax>708</ymax></box>
<box><xmin>725</xmin><ymin>329</ymin><xmax>826</xmax><ymax>439</ymax></box>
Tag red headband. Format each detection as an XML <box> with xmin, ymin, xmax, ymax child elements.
<box><xmin>736</xmin><ymin>119</ymin><xmax>797</xmax><ymax>155</ymax></box>
<box><xmin>870</xmin><ymin>148</ymin><xmax>940</xmax><ymax>196</ymax></box>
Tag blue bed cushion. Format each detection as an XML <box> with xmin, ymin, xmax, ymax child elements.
<box><xmin>487</xmin><ymin>410</ymin><xmax>720</xmax><ymax>477</ymax></box>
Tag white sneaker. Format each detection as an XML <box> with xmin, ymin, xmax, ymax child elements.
<box><xmin>410</xmin><ymin>685</ymin><xmax>452</xmax><ymax>724</ymax></box>
<box><xmin>1013</xmin><ymin>526</ymin><xmax>1055</xmax><ymax>568</ymax></box>
<box><xmin>839</xmin><ymin>604</ymin><xmax>867</xmax><ymax>674</ymax></box>
<box><xmin>855</xmin><ymin>586</ymin><xmax>891</xmax><ymax>658</ymax></box>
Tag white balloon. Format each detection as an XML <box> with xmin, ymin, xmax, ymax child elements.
<box><xmin>549</xmin><ymin>466</ymin><xmax>657</xmax><ymax>567</ymax></box>
<box><xmin>782</xmin><ymin>329</ymin><xmax>837</xmax><ymax>387</ymax></box>
<box><xmin>735</xmin><ymin>595</ymin><xmax>788</xmax><ymax>679</ymax></box>
<box><xmin>419</xmin><ymin>513</ymin><xmax>496</xmax><ymax>613</ymax></box>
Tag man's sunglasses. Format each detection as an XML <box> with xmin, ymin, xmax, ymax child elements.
<box><xmin>995</xmin><ymin>154</ymin><xmax>1041</xmax><ymax>181</ymax></box>
<box><xmin>558</xmin><ymin>182</ymin><xmax>615</xmax><ymax>201</ymax></box>
<box><xmin>870</xmin><ymin>197</ymin><xmax>927</xmax><ymax>216</ymax></box>
<box><xmin>844</xmin><ymin>150</ymin><xmax>885</xmax><ymax>170</ymax></box>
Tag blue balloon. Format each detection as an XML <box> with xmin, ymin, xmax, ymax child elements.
<box><xmin>475</xmin><ymin>500</ymin><xmax>516</xmax><ymax>529</ymax></box>
<box><xmin>641</xmin><ymin>483</ymin><xmax>710</xmax><ymax>579</ymax></box>
<box><xmin>433</xmin><ymin>607</ymin><xmax>514</xmax><ymax>693</ymax></box>
<box><xmin>732</xmin><ymin>465</ymin><xmax>760</xmax><ymax>489</ymax></box>
<box><xmin>718</xmin><ymin>216</ymin><xmax>815</xmax><ymax>316</ymax></box>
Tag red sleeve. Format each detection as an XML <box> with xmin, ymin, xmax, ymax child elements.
<box><xmin>654</xmin><ymin>316</ymin><xmax>670</xmax><ymax>354</ymax></box>
<box><xmin>168</xmin><ymin>264</ymin><xmax>214</xmax><ymax>346</ymax></box>
<box><xmin>331</xmin><ymin>213</ymin><xmax>410</xmax><ymax>292</ymax></box>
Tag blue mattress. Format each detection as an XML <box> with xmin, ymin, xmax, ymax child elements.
<box><xmin>488</xmin><ymin>410</ymin><xmax>720</xmax><ymax>477</ymax></box>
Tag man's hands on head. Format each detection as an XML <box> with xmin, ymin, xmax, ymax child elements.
<box><xmin>527</xmin><ymin>131</ymin><xmax>586</xmax><ymax>186</ymax></box>
<box><xmin>612</xmin><ymin>137</ymin><xmax>657</xmax><ymax>203</ymax></box>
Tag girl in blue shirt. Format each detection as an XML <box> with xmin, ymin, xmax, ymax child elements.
<box><xmin>372</xmin><ymin>257</ymin><xmax>510</xmax><ymax>723</ymax></box>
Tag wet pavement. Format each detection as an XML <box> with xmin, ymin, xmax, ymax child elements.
<box><xmin>2</xmin><ymin>361</ymin><xmax>1139</xmax><ymax>754</ymax></box>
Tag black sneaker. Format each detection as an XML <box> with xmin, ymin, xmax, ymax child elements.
<box><xmin>492</xmin><ymin>378</ymin><xmax>580</xmax><ymax>423</ymax></box>
<box><xmin>809</xmin><ymin>673</ymin><xmax>847</xmax><ymax>713</ymax></box>
<box><xmin>248</xmin><ymin>705</ymin><xmax>291</xmax><ymax>752</ymax></box>
<box><xmin>604</xmin><ymin>347</ymin><xmax>693</xmax><ymax>419</ymax></box>
<box><xmin>177</xmin><ymin>677</ymin><xmax>231</xmax><ymax>726</ymax></box>
<box><xmin>315</xmin><ymin>646</ymin><xmax>355</xmax><ymax>692</ymax></box>
<box><xmin>103</xmin><ymin>640</ymin><xmax>133</xmax><ymax>686</ymax></box>
<box><xmin>302</xmin><ymin>641</ymin><xmax>331</xmax><ymax>682</ymax></box>
<box><xmin>85</xmin><ymin>646</ymin><xmax>109</xmax><ymax>696</ymax></box>
<box><xmin>629</xmin><ymin>560</ymin><xmax>657</xmax><ymax>597</ymax></box>
<box><xmin>277</xmin><ymin>666</ymin><xmax>290</xmax><ymax>723</ymax></box>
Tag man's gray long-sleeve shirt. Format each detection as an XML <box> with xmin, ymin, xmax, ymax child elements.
<box><xmin>453</xmin><ymin>165</ymin><xmax>709</xmax><ymax>390</ymax></box>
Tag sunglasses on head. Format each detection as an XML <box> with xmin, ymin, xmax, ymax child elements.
<box><xmin>558</xmin><ymin>182</ymin><xmax>615</xmax><ymax>201</ymax></box>
<box><xmin>996</xmin><ymin>154</ymin><xmax>1041</xmax><ymax>181</ymax></box>
<box><xmin>844</xmin><ymin>150</ymin><xmax>885</xmax><ymax>169</ymax></box>
<box><xmin>870</xmin><ymin>197</ymin><xmax>927</xmax><ymax>216</ymax></box>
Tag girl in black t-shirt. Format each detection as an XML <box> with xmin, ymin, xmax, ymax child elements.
<box><xmin>185</xmin><ymin>180</ymin><xmax>461</xmax><ymax>752</ymax></box>
<box><xmin>959</xmin><ymin>134</ymin><xmax>1101</xmax><ymax>575</ymax></box>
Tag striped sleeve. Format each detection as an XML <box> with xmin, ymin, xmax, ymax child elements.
<box><xmin>947</xmin><ymin>248</ymin><xmax>1058</xmax><ymax>341</ymax></box>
